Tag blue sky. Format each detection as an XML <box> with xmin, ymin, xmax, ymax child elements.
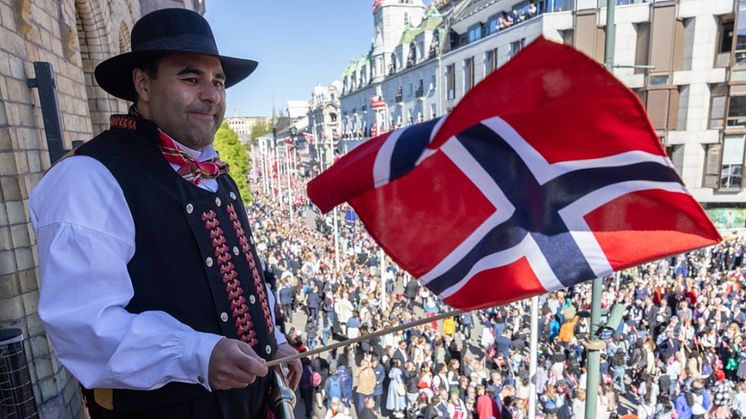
<box><xmin>205</xmin><ymin>2</ymin><xmax>377</xmax><ymax>117</ymax></box>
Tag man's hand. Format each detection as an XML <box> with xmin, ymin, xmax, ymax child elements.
<box><xmin>208</xmin><ymin>338</ymin><xmax>268</xmax><ymax>390</ymax></box>
<box><xmin>273</xmin><ymin>343</ymin><xmax>302</xmax><ymax>390</ymax></box>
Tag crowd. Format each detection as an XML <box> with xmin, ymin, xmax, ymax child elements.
<box><xmin>248</xmin><ymin>183</ymin><xmax>746</xmax><ymax>419</ymax></box>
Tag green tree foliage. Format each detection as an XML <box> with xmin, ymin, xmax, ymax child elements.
<box><xmin>250</xmin><ymin>119</ymin><xmax>272</xmax><ymax>143</ymax></box>
<box><xmin>214</xmin><ymin>122</ymin><xmax>252</xmax><ymax>203</ymax></box>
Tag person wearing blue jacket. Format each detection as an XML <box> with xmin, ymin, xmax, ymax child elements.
<box><xmin>674</xmin><ymin>389</ymin><xmax>693</xmax><ymax>419</ymax></box>
<box><xmin>372</xmin><ymin>357</ymin><xmax>386</xmax><ymax>412</ymax></box>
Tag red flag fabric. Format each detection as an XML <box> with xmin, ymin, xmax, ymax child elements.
<box><xmin>307</xmin><ymin>37</ymin><xmax>721</xmax><ymax>310</ymax></box>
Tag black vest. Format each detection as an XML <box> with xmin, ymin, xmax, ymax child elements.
<box><xmin>75</xmin><ymin>115</ymin><xmax>278</xmax><ymax>416</ymax></box>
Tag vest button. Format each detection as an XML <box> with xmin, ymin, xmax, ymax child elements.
<box><xmin>186</xmin><ymin>203</ymin><xmax>194</xmax><ymax>214</ymax></box>
<box><xmin>265</xmin><ymin>345</ymin><xmax>272</xmax><ymax>355</ymax></box>
<box><xmin>230</xmin><ymin>192</ymin><xmax>237</xmax><ymax>200</ymax></box>
<box><xmin>220</xmin><ymin>312</ymin><xmax>229</xmax><ymax>322</ymax></box>
<box><xmin>215</xmin><ymin>197</ymin><xmax>222</xmax><ymax>207</ymax></box>
<box><xmin>233</xmin><ymin>246</ymin><xmax>240</xmax><ymax>256</ymax></box>
<box><xmin>249</xmin><ymin>295</ymin><xmax>256</xmax><ymax>304</ymax></box>
<box><xmin>205</xmin><ymin>257</ymin><xmax>213</xmax><ymax>267</ymax></box>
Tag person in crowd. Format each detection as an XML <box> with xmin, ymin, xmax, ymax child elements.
<box><xmin>358</xmin><ymin>396</ymin><xmax>378</xmax><ymax>419</ymax></box>
<box><xmin>248</xmin><ymin>139</ymin><xmax>746</xmax><ymax>419</ymax></box>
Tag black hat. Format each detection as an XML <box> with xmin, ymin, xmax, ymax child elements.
<box><xmin>94</xmin><ymin>8</ymin><xmax>257</xmax><ymax>101</ymax></box>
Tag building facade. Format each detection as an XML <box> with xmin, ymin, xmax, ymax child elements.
<box><xmin>225</xmin><ymin>116</ymin><xmax>270</xmax><ymax>144</ymax></box>
<box><xmin>340</xmin><ymin>0</ymin><xmax>746</xmax><ymax>229</ymax></box>
<box><xmin>306</xmin><ymin>82</ymin><xmax>341</xmax><ymax>168</ymax></box>
<box><xmin>0</xmin><ymin>1</ymin><xmax>203</xmax><ymax>418</ymax></box>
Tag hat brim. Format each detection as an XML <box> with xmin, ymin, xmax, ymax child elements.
<box><xmin>94</xmin><ymin>50</ymin><xmax>258</xmax><ymax>101</ymax></box>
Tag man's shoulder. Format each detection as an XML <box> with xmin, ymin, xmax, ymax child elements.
<box><xmin>75</xmin><ymin>128</ymin><xmax>133</xmax><ymax>156</ymax></box>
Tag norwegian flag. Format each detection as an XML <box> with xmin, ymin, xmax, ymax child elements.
<box><xmin>307</xmin><ymin>38</ymin><xmax>721</xmax><ymax>310</ymax></box>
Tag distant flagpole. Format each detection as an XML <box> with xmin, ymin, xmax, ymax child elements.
<box><xmin>380</xmin><ymin>247</ymin><xmax>387</xmax><ymax>312</ymax></box>
<box><xmin>333</xmin><ymin>207</ymin><xmax>340</xmax><ymax>270</ymax></box>
<box><xmin>286</xmin><ymin>143</ymin><xmax>293</xmax><ymax>222</ymax></box>
<box><xmin>528</xmin><ymin>296</ymin><xmax>539</xmax><ymax>419</ymax></box>
<box><xmin>263</xmin><ymin>143</ymin><xmax>269</xmax><ymax>196</ymax></box>
<box><xmin>275</xmin><ymin>144</ymin><xmax>282</xmax><ymax>210</ymax></box>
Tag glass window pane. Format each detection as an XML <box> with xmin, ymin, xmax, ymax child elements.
<box><xmin>649</xmin><ymin>75</ymin><xmax>669</xmax><ymax>86</ymax></box>
<box><xmin>723</xmin><ymin>136</ymin><xmax>745</xmax><ymax>165</ymax></box>
<box><xmin>738</xmin><ymin>2</ymin><xmax>746</xmax><ymax>50</ymax></box>
<box><xmin>712</xmin><ymin>95</ymin><xmax>726</xmax><ymax>119</ymax></box>
<box><xmin>729</xmin><ymin>95</ymin><xmax>746</xmax><ymax>118</ymax></box>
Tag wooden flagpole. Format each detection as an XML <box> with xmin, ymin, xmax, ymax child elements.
<box><xmin>266</xmin><ymin>308</ymin><xmax>465</xmax><ymax>368</ymax></box>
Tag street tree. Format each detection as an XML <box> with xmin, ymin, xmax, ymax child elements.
<box><xmin>214</xmin><ymin>122</ymin><xmax>252</xmax><ymax>203</ymax></box>
<box><xmin>250</xmin><ymin>119</ymin><xmax>272</xmax><ymax>143</ymax></box>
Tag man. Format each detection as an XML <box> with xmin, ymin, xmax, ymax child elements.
<box><xmin>393</xmin><ymin>339</ymin><xmax>409</xmax><ymax>365</ymax></box>
<box><xmin>371</xmin><ymin>357</ymin><xmax>386</xmax><ymax>412</ymax></box>
<box><xmin>307</xmin><ymin>285</ymin><xmax>321</xmax><ymax>319</ymax></box>
<box><xmin>404</xmin><ymin>277</ymin><xmax>419</xmax><ymax>309</ymax></box>
<box><xmin>30</xmin><ymin>9</ymin><xmax>301</xmax><ymax>418</ymax></box>
<box><xmin>279</xmin><ymin>279</ymin><xmax>295</xmax><ymax>323</ymax></box>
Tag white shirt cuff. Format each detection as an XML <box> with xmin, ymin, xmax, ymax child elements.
<box><xmin>188</xmin><ymin>332</ymin><xmax>224</xmax><ymax>391</ymax></box>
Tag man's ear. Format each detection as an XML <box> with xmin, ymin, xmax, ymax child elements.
<box><xmin>132</xmin><ymin>68</ymin><xmax>151</xmax><ymax>103</ymax></box>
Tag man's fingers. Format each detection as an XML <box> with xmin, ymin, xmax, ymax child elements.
<box><xmin>235</xmin><ymin>355</ymin><xmax>268</xmax><ymax>378</ymax></box>
<box><xmin>209</xmin><ymin>338</ymin><xmax>268</xmax><ymax>390</ymax></box>
<box><xmin>234</xmin><ymin>341</ymin><xmax>268</xmax><ymax>377</ymax></box>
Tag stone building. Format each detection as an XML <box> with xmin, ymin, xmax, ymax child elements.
<box><xmin>340</xmin><ymin>0</ymin><xmax>746</xmax><ymax>229</ymax></box>
<box><xmin>225</xmin><ymin>116</ymin><xmax>270</xmax><ymax>145</ymax></box>
<box><xmin>307</xmin><ymin>82</ymin><xmax>341</xmax><ymax>167</ymax></box>
<box><xmin>0</xmin><ymin>1</ymin><xmax>203</xmax><ymax>417</ymax></box>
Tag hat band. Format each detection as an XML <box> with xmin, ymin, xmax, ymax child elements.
<box><xmin>134</xmin><ymin>34</ymin><xmax>221</xmax><ymax>57</ymax></box>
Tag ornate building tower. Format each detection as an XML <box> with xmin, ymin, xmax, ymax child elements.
<box><xmin>370</xmin><ymin>0</ymin><xmax>426</xmax><ymax>84</ymax></box>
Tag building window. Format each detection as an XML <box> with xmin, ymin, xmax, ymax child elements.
<box><xmin>721</xmin><ymin>135</ymin><xmax>745</xmax><ymax>189</ymax></box>
<box><xmin>416</xmin><ymin>79</ymin><xmax>424</xmax><ymax>98</ymax></box>
<box><xmin>703</xmin><ymin>143</ymin><xmax>722</xmax><ymax>188</ymax></box>
<box><xmin>486</xmin><ymin>48</ymin><xmax>498</xmax><ymax>74</ymax></box>
<box><xmin>446</xmin><ymin>64</ymin><xmax>456</xmax><ymax>100</ymax></box>
<box><xmin>509</xmin><ymin>39</ymin><xmax>526</xmax><ymax>58</ymax></box>
<box><xmin>736</xmin><ymin>0</ymin><xmax>746</xmax><ymax>65</ymax></box>
<box><xmin>634</xmin><ymin>22</ymin><xmax>650</xmax><ymax>74</ymax></box>
<box><xmin>649</xmin><ymin>74</ymin><xmax>670</xmax><ymax>86</ymax></box>
<box><xmin>487</xmin><ymin>15</ymin><xmax>500</xmax><ymax>35</ymax></box>
<box><xmin>408</xmin><ymin>42</ymin><xmax>417</xmax><ymax>67</ymax></box>
<box><xmin>464</xmin><ymin>57</ymin><xmax>475</xmax><ymax>91</ymax></box>
<box><xmin>728</xmin><ymin>93</ymin><xmax>746</xmax><ymax>128</ymax></box>
<box><xmin>468</xmin><ymin>24</ymin><xmax>482</xmax><ymax>44</ymax></box>
<box><xmin>430</xmin><ymin>30</ymin><xmax>441</xmax><ymax>58</ymax></box>
<box><xmin>710</xmin><ymin>84</ymin><xmax>727</xmax><ymax>129</ymax></box>
<box><xmin>665</xmin><ymin>144</ymin><xmax>685</xmax><ymax>176</ymax></box>
<box><xmin>716</xmin><ymin>15</ymin><xmax>734</xmax><ymax>67</ymax></box>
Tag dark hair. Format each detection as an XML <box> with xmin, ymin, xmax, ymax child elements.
<box><xmin>137</xmin><ymin>54</ymin><xmax>166</xmax><ymax>80</ymax></box>
<box><xmin>133</xmin><ymin>54</ymin><xmax>166</xmax><ymax>101</ymax></box>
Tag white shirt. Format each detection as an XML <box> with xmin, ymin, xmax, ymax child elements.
<box><xmin>30</xmin><ymin>141</ymin><xmax>285</xmax><ymax>392</ymax></box>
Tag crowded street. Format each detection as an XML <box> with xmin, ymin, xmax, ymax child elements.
<box><xmin>246</xmin><ymin>181</ymin><xmax>746</xmax><ymax>419</ymax></box>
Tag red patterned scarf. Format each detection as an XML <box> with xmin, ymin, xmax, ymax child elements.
<box><xmin>157</xmin><ymin>130</ymin><xmax>228</xmax><ymax>185</ymax></box>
